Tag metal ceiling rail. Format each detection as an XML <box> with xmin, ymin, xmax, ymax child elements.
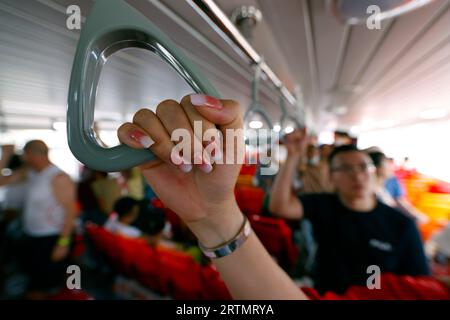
<box><xmin>186</xmin><ymin>0</ymin><xmax>300</xmax><ymax>109</ymax></box>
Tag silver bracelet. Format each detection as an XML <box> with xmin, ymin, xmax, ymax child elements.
<box><xmin>198</xmin><ymin>216</ymin><xmax>252</xmax><ymax>259</ymax></box>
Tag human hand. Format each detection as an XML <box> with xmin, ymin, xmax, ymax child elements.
<box><xmin>282</xmin><ymin>128</ymin><xmax>308</xmax><ymax>157</ymax></box>
<box><xmin>117</xmin><ymin>94</ymin><xmax>245</xmax><ymax>247</ymax></box>
<box><xmin>51</xmin><ymin>243</ymin><xmax>70</xmax><ymax>262</ymax></box>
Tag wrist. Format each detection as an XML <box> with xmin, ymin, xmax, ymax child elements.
<box><xmin>286</xmin><ymin>152</ymin><xmax>303</xmax><ymax>167</ymax></box>
<box><xmin>186</xmin><ymin>200</ymin><xmax>245</xmax><ymax>249</ymax></box>
<box><xmin>57</xmin><ymin>236</ymin><xmax>71</xmax><ymax>247</ymax></box>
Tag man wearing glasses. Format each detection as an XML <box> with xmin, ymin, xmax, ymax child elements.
<box><xmin>269</xmin><ymin>129</ymin><xmax>430</xmax><ymax>294</ymax></box>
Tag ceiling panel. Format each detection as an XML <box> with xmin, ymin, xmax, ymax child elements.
<box><xmin>0</xmin><ymin>0</ymin><xmax>449</xmax><ymax>134</ymax></box>
<box><xmin>354</xmin><ymin>0</ymin><xmax>446</xmax><ymax>88</ymax></box>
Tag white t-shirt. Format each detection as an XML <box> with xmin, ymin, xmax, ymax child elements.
<box><xmin>2</xmin><ymin>182</ymin><xmax>27</xmax><ymax>211</ymax></box>
<box><xmin>23</xmin><ymin>165</ymin><xmax>66</xmax><ymax>237</ymax></box>
<box><xmin>104</xmin><ymin>213</ymin><xmax>142</xmax><ymax>238</ymax></box>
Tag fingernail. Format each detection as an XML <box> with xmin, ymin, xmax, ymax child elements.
<box><xmin>130</xmin><ymin>130</ymin><xmax>154</xmax><ymax>148</ymax></box>
<box><xmin>199</xmin><ymin>163</ymin><xmax>213</xmax><ymax>173</ymax></box>
<box><xmin>190</xmin><ymin>94</ymin><xmax>223</xmax><ymax>109</ymax></box>
<box><xmin>179</xmin><ymin>164</ymin><xmax>193</xmax><ymax>173</ymax></box>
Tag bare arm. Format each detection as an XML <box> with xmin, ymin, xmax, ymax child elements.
<box><xmin>269</xmin><ymin>129</ymin><xmax>308</xmax><ymax>220</ymax></box>
<box><xmin>188</xmin><ymin>201</ymin><xmax>308</xmax><ymax>300</ymax></box>
<box><xmin>52</xmin><ymin>173</ymin><xmax>77</xmax><ymax>238</ymax></box>
<box><xmin>269</xmin><ymin>154</ymin><xmax>304</xmax><ymax>220</ymax></box>
<box><xmin>0</xmin><ymin>168</ymin><xmax>26</xmax><ymax>187</ymax></box>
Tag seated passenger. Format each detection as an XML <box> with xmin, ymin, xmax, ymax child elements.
<box><xmin>134</xmin><ymin>201</ymin><xmax>204</xmax><ymax>263</ymax></box>
<box><xmin>133</xmin><ymin>203</ymin><xmax>166</xmax><ymax>246</ymax></box>
<box><xmin>104</xmin><ymin>197</ymin><xmax>142</xmax><ymax>238</ymax></box>
<box><xmin>269</xmin><ymin>133</ymin><xmax>430</xmax><ymax>294</ymax></box>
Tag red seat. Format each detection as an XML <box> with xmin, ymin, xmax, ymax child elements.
<box><xmin>114</xmin><ymin>236</ymin><xmax>149</xmax><ymax>277</ymax></box>
<box><xmin>92</xmin><ymin>227</ymin><xmax>122</xmax><ymax>264</ymax></box>
<box><xmin>156</xmin><ymin>247</ymin><xmax>203</xmax><ymax>300</ymax></box>
<box><xmin>249</xmin><ymin>215</ymin><xmax>299</xmax><ymax>270</ymax></box>
<box><xmin>239</xmin><ymin>163</ymin><xmax>257</xmax><ymax>176</ymax></box>
<box><xmin>48</xmin><ymin>288</ymin><xmax>93</xmax><ymax>300</ymax></box>
<box><xmin>133</xmin><ymin>245</ymin><xmax>167</xmax><ymax>295</ymax></box>
<box><xmin>151</xmin><ymin>198</ymin><xmax>183</xmax><ymax>239</ymax></box>
<box><xmin>235</xmin><ymin>186</ymin><xmax>265</xmax><ymax>216</ymax></box>
<box><xmin>86</xmin><ymin>224</ymin><xmax>133</xmax><ymax>274</ymax></box>
<box><xmin>200</xmin><ymin>264</ymin><xmax>232</xmax><ymax>300</ymax></box>
<box><xmin>71</xmin><ymin>233</ymin><xmax>86</xmax><ymax>258</ymax></box>
<box><xmin>303</xmin><ymin>273</ymin><xmax>450</xmax><ymax>300</ymax></box>
<box><xmin>429</xmin><ymin>181</ymin><xmax>450</xmax><ymax>194</ymax></box>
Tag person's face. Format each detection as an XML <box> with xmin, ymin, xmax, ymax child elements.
<box><xmin>377</xmin><ymin>158</ymin><xmax>391</xmax><ymax>180</ymax></box>
<box><xmin>329</xmin><ymin>151</ymin><xmax>376</xmax><ymax>199</ymax></box>
<box><xmin>306</xmin><ymin>145</ymin><xmax>319</xmax><ymax>160</ymax></box>
<box><xmin>22</xmin><ymin>151</ymin><xmax>40</xmax><ymax>170</ymax></box>
<box><xmin>320</xmin><ymin>145</ymin><xmax>333</xmax><ymax>160</ymax></box>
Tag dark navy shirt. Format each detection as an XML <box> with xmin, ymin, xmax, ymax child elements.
<box><xmin>299</xmin><ymin>193</ymin><xmax>430</xmax><ymax>294</ymax></box>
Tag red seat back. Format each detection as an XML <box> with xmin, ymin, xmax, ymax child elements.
<box><xmin>133</xmin><ymin>245</ymin><xmax>167</xmax><ymax>294</ymax></box>
<box><xmin>157</xmin><ymin>247</ymin><xmax>203</xmax><ymax>300</ymax></box>
<box><xmin>303</xmin><ymin>273</ymin><xmax>450</xmax><ymax>300</ymax></box>
<box><xmin>200</xmin><ymin>265</ymin><xmax>232</xmax><ymax>300</ymax></box>
<box><xmin>235</xmin><ymin>186</ymin><xmax>265</xmax><ymax>216</ymax></box>
<box><xmin>249</xmin><ymin>215</ymin><xmax>298</xmax><ymax>270</ymax></box>
<box><xmin>151</xmin><ymin>198</ymin><xmax>183</xmax><ymax>239</ymax></box>
<box><xmin>48</xmin><ymin>288</ymin><xmax>93</xmax><ymax>300</ymax></box>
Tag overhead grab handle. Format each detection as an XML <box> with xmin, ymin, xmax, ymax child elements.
<box><xmin>67</xmin><ymin>0</ymin><xmax>220</xmax><ymax>172</ymax></box>
<box><xmin>279</xmin><ymin>94</ymin><xmax>302</xmax><ymax>135</ymax></box>
<box><xmin>244</xmin><ymin>60</ymin><xmax>273</xmax><ymax>132</ymax></box>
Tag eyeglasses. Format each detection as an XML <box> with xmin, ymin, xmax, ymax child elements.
<box><xmin>330</xmin><ymin>163</ymin><xmax>375</xmax><ymax>175</ymax></box>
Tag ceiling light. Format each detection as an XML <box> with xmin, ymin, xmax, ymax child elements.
<box><xmin>273</xmin><ymin>124</ymin><xmax>281</xmax><ymax>132</ymax></box>
<box><xmin>52</xmin><ymin>121</ymin><xmax>66</xmax><ymax>131</ymax></box>
<box><xmin>284</xmin><ymin>126</ymin><xmax>294</xmax><ymax>134</ymax></box>
<box><xmin>249</xmin><ymin>120</ymin><xmax>263</xmax><ymax>129</ymax></box>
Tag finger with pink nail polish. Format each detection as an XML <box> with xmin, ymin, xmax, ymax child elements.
<box><xmin>129</xmin><ymin>130</ymin><xmax>154</xmax><ymax>148</ymax></box>
<box><xmin>179</xmin><ymin>163</ymin><xmax>193</xmax><ymax>173</ymax></box>
<box><xmin>170</xmin><ymin>150</ymin><xmax>193</xmax><ymax>173</ymax></box>
<box><xmin>199</xmin><ymin>163</ymin><xmax>213</xmax><ymax>174</ymax></box>
<box><xmin>190</xmin><ymin>94</ymin><xmax>223</xmax><ymax>109</ymax></box>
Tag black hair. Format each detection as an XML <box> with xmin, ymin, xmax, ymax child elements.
<box><xmin>23</xmin><ymin>140</ymin><xmax>48</xmax><ymax>155</ymax></box>
<box><xmin>328</xmin><ymin>144</ymin><xmax>361</xmax><ymax>166</ymax></box>
<box><xmin>132</xmin><ymin>201</ymin><xmax>166</xmax><ymax>236</ymax></box>
<box><xmin>139</xmin><ymin>208</ymin><xmax>166</xmax><ymax>236</ymax></box>
<box><xmin>6</xmin><ymin>154</ymin><xmax>24</xmax><ymax>170</ymax></box>
<box><xmin>113</xmin><ymin>197</ymin><xmax>139</xmax><ymax>218</ymax></box>
<box><xmin>319</xmin><ymin>144</ymin><xmax>332</xmax><ymax>150</ymax></box>
<box><xmin>368</xmin><ymin>151</ymin><xmax>386</xmax><ymax>168</ymax></box>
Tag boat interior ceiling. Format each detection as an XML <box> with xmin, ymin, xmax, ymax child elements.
<box><xmin>0</xmin><ymin>0</ymin><xmax>448</xmax><ymax>135</ymax></box>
